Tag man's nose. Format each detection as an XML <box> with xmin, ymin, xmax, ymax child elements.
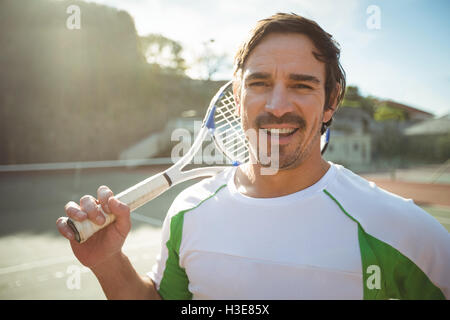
<box><xmin>264</xmin><ymin>83</ymin><xmax>295</xmax><ymax>118</ymax></box>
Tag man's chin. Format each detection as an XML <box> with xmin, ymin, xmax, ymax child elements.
<box><xmin>258</xmin><ymin>154</ymin><xmax>302</xmax><ymax>171</ymax></box>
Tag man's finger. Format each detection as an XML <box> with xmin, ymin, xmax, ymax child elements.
<box><xmin>65</xmin><ymin>201</ymin><xmax>88</xmax><ymax>222</ymax></box>
<box><xmin>56</xmin><ymin>217</ymin><xmax>75</xmax><ymax>241</ymax></box>
<box><xmin>97</xmin><ymin>185</ymin><xmax>113</xmax><ymax>214</ymax></box>
<box><xmin>108</xmin><ymin>197</ymin><xmax>130</xmax><ymax>216</ymax></box>
<box><xmin>80</xmin><ymin>195</ymin><xmax>105</xmax><ymax>226</ymax></box>
<box><xmin>108</xmin><ymin>197</ymin><xmax>131</xmax><ymax>235</ymax></box>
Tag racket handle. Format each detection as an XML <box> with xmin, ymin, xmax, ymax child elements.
<box><xmin>67</xmin><ymin>172</ymin><xmax>171</xmax><ymax>243</ymax></box>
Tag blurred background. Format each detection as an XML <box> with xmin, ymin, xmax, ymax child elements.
<box><xmin>0</xmin><ymin>0</ymin><xmax>448</xmax><ymax>299</ymax></box>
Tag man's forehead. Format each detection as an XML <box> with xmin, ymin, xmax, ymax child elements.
<box><xmin>242</xmin><ymin>33</ymin><xmax>325</xmax><ymax>80</ymax></box>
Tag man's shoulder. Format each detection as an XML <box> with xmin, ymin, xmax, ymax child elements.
<box><xmin>166</xmin><ymin>167</ymin><xmax>232</xmax><ymax>218</ymax></box>
<box><xmin>328</xmin><ymin>163</ymin><xmax>421</xmax><ymax>211</ymax></box>
<box><xmin>327</xmin><ymin>164</ymin><xmax>444</xmax><ymax>234</ymax></box>
<box><xmin>327</xmin><ymin>164</ymin><xmax>449</xmax><ymax>269</ymax></box>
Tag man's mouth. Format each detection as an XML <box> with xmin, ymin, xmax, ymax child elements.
<box><xmin>264</xmin><ymin>127</ymin><xmax>299</xmax><ymax>137</ymax></box>
<box><xmin>258</xmin><ymin>126</ymin><xmax>300</xmax><ymax>145</ymax></box>
<box><xmin>255</xmin><ymin>112</ymin><xmax>306</xmax><ymax>145</ymax></box>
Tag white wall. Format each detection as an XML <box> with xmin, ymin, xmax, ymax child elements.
<box><xmin>324</xmin><ymin>134</ymin><xmax>371</xmax><ymax>165</ymax></box>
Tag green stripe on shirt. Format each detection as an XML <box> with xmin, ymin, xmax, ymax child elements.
<box><xmin>158</xmin><ymin>184</ymin><xmax>227</xmax><ymax>300</ymax></box>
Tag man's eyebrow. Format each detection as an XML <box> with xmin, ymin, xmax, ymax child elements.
<box><xmin>289</xmin><ymin>73</ymin><xmax>321</xmax><ymax>84</ymax></box>
<box><xmin>244</xmin><ymin>72</ymin><xmax>321</xmax><ymax>84</ymax></box>
<box><xmin>244</xmin><ymin>72</ymin><xmax>271</xmax><ymax>81</ymax></box>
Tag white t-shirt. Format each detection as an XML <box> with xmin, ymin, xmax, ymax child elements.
<box><xmin>148</xmin><ymin>163</ymin><xmax>450</xmax><ymax>300</ymax></box>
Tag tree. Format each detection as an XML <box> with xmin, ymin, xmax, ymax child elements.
<box><xmin>374</xmin><ymin>103</ymin><xmax>407</xmax><ymax>121</ymax></box>
<box><xmin>140</xmin><ymin>34</ymin><xmax>187</xmax><ymax>74</ymax></box>
<box><xmin>345</xmin><ymin>86</ymin><xmax>361</xmax><ymax>100</ymax></box>
<box><xmin>195</xmin><ymin>39</ymin><xmax>228</xmax><ymax>80</ymax></box>
<box><xmin>342</xmin><ymin>86</ymin><xmax>375</xmax><ymax>117</ymax></box>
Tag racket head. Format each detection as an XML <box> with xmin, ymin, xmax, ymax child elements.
<box><xmin>203</xmin><ymin>81</ymin><xmax>249</xmax><ymax>165</ymax></box>
<box><xmin>320</xmin><ymin>127</ymin><xmax>331</xmax><ymax>155</ymax></box>
<box><xmin>202</xmin><ymin>81</ymin><xmax>331</xmax><ymax>166</ymax></box>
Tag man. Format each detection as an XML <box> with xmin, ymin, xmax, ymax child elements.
<box><xmin>56</xmin><ymin>13</ymin><xmax>449</xmax><ymax>300</ymax></box>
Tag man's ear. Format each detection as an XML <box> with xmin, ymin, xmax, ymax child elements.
<box><xmin>323</xmin><ymin>82</ymin><xmax>341</xmax><ymax>123</ymax></box>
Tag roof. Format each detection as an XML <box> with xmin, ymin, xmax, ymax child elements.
<box><xmin>382</xmin><ymin>100</ymin><xmax>434</xmax><ymax>117</ymax></box>
<box><xmin>404</xmin><ymin>115</ymin><xmax>450</xmax><ymax>136</ymax></box>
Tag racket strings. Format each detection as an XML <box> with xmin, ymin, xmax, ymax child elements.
<box><xmin>213</xmin><ymin>89</ymin><xmax>249</xmax><ymax>164</ymax></box>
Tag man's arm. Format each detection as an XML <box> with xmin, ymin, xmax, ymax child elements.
<box><xmin>91</xmin><ymin>251</ymin><xmax>162</xmax><ymax>300</ymax></box>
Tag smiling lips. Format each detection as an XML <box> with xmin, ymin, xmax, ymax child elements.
<box><xmin>259</xmin><ymin>125</ymin><xmax>300</xmax><ymax>144</ymax></box>
<box><xmin>255</xmin><ymin>112</ymin><xmax>305</xmax><ymax>144</ymax></box>
<box><xmin>264</xmin><ymin>127</ymin><xmax>298</xmax><ymax>135</ymax></box>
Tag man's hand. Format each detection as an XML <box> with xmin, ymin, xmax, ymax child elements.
<box><xmin>56</xmin><ymin>185</ymin><xmax>131</xmax><ymax>269</ymax></box>
<box><xmin>56</xmin><ymin>186</ymin><xmax>161</xmax><ymax>299</ymax></box>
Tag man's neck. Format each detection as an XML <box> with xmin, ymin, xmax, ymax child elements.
<box><xmin>234</xmin><ymin>152</ymin><xmax>331</xmax><ymax>198</ymax></box>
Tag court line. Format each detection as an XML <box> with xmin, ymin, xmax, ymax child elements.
<box><xmin>131</xmin><ymin>212</ymin><xmax>163</xmax><ymax>227</ymax></box>
<box><xmin>0</xmin><ymin>158</ymin><xmax>173</xmax><ymax>172</ymax></box>
<box><xmin>0</xmin><ymin>157</ymin><xmax>229</xmax><ymax>172</ymax></box>
<box><xmin>0</xmin><ymin>233</ymin><xmax>161</xmax><ymax>276</ymax></box>
<box><xmin>0</xmin><ymin>256</ymin><xmax>77</xmax><ymax>276</ymax></box>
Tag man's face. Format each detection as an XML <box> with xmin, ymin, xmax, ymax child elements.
<box><xmin>236</xmin><ymin>32</ymin><xmax>334</xmax><ymax>170</ymax></box>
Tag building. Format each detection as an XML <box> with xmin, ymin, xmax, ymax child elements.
<box><xmin>324</xmin><ymin>107</ymin><xmax>373</xmax><ymax>168</ymax></box>
<box><xmin>403</xmin><ymin>114</ymin><xmax>450</xmax><ymax>162</ymax></box>
<box><xmin>404</xmin><ymin>114</ymin><xmax>450</xmax><ymax>136</ymax></box>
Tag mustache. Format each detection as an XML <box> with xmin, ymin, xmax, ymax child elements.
<box><xmin>255</xmin><ymin>112</ymin><xmax>307</xmax><ymax>129</ymax></box>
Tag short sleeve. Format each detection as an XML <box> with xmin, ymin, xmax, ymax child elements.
<box><xmin>146</xmin><ymin>203</ymin><xmax>192</xmax><ymax>300</ymax></box>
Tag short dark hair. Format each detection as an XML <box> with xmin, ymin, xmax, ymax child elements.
<box><xmin>233</xmin><ymin>13</ymin><xmax>346</xmax><ymax>133</ymax></box>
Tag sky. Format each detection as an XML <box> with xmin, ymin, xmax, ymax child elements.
<box><xmin>86</xmin><ymin>0</ymin><xmax>450</xmax><ymax>117</ymax></box>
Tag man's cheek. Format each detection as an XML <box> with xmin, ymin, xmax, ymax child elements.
<box><xmin>297</xmin><ymin>93</ymin><xmax>324</xmax><ymax>109</ymax></box>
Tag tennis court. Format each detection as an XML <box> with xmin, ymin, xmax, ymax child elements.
<box><xmin>0</xmin><ymin>164</ymin><xmax>448</xmax><ymax>299</ymax></box>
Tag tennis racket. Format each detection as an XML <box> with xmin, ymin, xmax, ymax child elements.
<box><xmin>67</xmin><ymin>80</ymin><xmax>331</xmax><ymax>243</ymax></box>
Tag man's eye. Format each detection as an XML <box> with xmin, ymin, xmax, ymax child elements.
<box><xmin>249</xmin><ymin>81</ymin><xmax>267</xmax><ymax>87</ymax></box>
<box><xmin>292</xmin><ymin>83</ymin><xmax>312</xmax><ymax>89</ymax></box>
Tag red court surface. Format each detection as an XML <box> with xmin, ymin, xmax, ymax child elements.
<box><xmin>362</xmin><ymin>177</ymin><xmax>450</xmax><ymax>207</ymax></box>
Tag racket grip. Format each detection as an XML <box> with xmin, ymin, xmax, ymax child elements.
<box><xmin>67</xmin><ymin>206</ymin><xmax>115</xmax><ymax>243</ymax></box>
<box><xmin>67</xmin><ymin>172</ymin><xmax>171</xmax><ymax>243</ymax></box>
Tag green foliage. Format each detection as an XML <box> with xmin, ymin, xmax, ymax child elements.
<box><xmin>341</xmin><ymin>99</ymin><xmax>360</xmax><ymax>107</ymax></box>
<box><xmin>194</xmin><ymin>39</ymin><xmax>229</xmax><ymax>80</ymax></box>
<box><xmin>140</xmin><ymin>34</ymin><xmax>187</xmax><ymax>74</ymax></box>
<box><xmin>374</xmin><ymin>104</ymin><xmax>407</xmax><ymax>121</ymax></box>
<box><xmin>359</xmin><ymin>97</ymin><xmax>376</xmax><ymax>118</ymax></box>
<box><xmin>342</xmin><ymin>86</ymin><xmax>375</xmax><ymax>117</ymax></box>
<box><xmin>344</xmin><ymin>86</ymin><xmax>361</xmax><ymax>100</ymax></box>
